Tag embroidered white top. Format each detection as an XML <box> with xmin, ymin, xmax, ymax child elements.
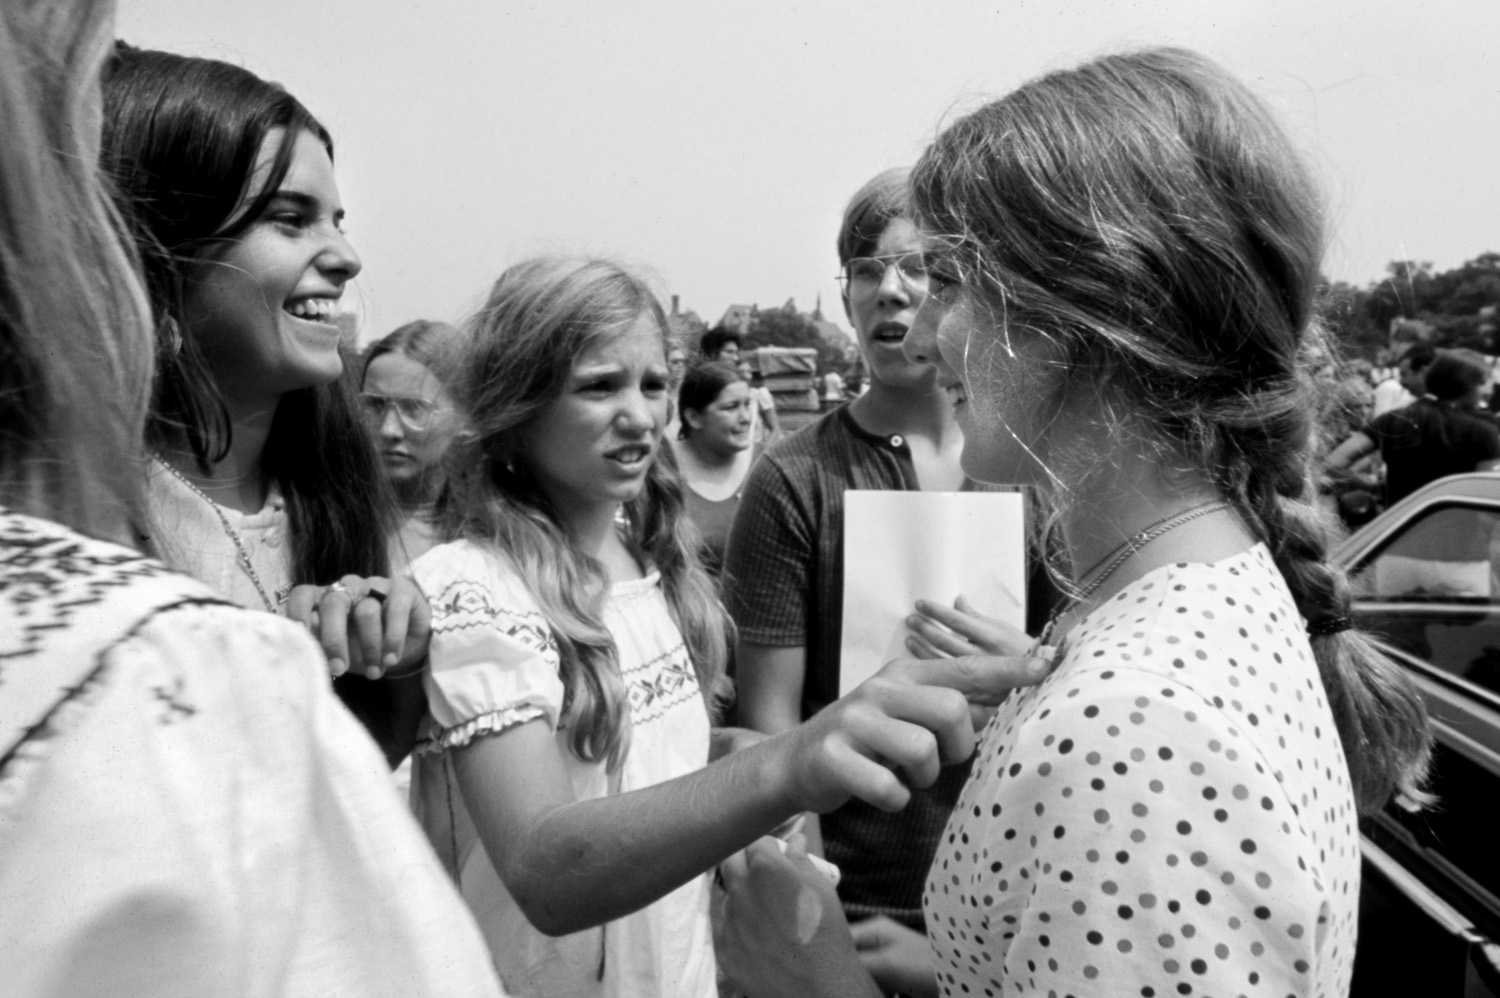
<box><xmin>410</xmin><ymin>539</ymin><xmax>716</xmax><ymax>998</ymax></box>
<box><xmin>0</xmin><ymin>509</ymin><xmax>505</xmax><ymax>998</ymax></box>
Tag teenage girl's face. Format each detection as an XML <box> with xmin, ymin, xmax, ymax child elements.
<box><xmin>362</xmin><ymin>351</ymin><xmax>455</xmax><ymax>486</ymax></box>
<box><xmin>846</xmin><ymin>217</ymin><xmax>937</xmax><ymax>392</ymax></box>
<box><xmin>907</xmin><ymin>270</ymin><xmax>1063</xmax><ymax>487</ymax></box>
<box><xmin>182</xmin><ymin>127</ymin><xmax>361</xmax><ymax>406</ymax></box>
<box><xmin>524</xmin><ymin>314</ymin><xmax>671</xmax><ymax>528</ymax></box>
<box><xmin>687</xmin><ymin>380</ymin><xmax>753</xmax><ymax>455</ymax></box>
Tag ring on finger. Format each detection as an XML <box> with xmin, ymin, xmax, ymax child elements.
<box><xmin>326</xmin><ymin>581</ymin><xmax>352</xmax><ymax>598</ymax></box>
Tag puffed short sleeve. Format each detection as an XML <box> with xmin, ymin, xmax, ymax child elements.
<box><xmin>410</xmin><ymin>541</ymin><xmax>566</xmax><ymax>752</ymax></box>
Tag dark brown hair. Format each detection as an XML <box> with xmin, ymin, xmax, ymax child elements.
<box><xmin>836</xmin><ymin>166</ymin><xmax>911</xmax><ymax>267</ymax></box>
<box><xmin>1423</xmin><ymin>348</ymin><xmax>1490</xmax><ymax>403</ymax></box>
<box><xmin>102</xmin><ymin>46</ymin><xmax>393</xmax><ymax>587</ymax></box>
<box><xmin>677</xmin><ymin>361</ymin><xmax>744</xmax><ymax>440</ymax></box>
<box><xmin>911</xmin><ymin>47</ymin><xmax>1430</xmax><ymax>814</ymax></box>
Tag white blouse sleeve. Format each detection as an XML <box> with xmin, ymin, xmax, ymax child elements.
<box><xmin>0</xmin><ymin>604</ymin><xmax>505</xmax><ymax>998</ymax></box>
<box><xmin>411</xmin><ymin>541</ymin><xmax>567</xmax><ymax>752</ymax></box>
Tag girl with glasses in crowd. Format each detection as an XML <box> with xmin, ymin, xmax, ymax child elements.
<box><xmin>361</xmin><ymin>319</ymin><xmax>464</xmax><ymax>573</ymax></box>
<box><xmin>102</xmin><ymin>45</ymin><xmax>426</xmax><ymax>759</ymax></box>
<box><xmin>405</xmin><ymin>255</ymin><xmax>1042</xmax><ymax>997</ymax></box>
<box><xmin>719</xmin><ymin>48</ymin><xmax>1433</xmax><ymax>998</ymax></box>
<box><xmin>360</xmin><ymin>319</ymin><xmax>464</xmax><ymax>785</ymax></box>
<box><xmin>721</xmin><ymin>168</ymin><xmax>1046</xmax><ymax>980</ymax></box>
<box><xmin>0</xmin><ymin>2</ymin><xmax>505</xmax><ymax>992</ymax></box>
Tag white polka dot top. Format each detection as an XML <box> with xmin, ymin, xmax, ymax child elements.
<box><xmin>926</xmin><ymin>545</ymin><xmax>1360</xmax><ymax>998</ymax></box>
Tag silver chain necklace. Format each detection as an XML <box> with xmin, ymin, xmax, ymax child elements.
<box><xmin>1041</xmin><ymin>499</ymin><xmax>1232</xmax><ymax>645</ymax></box>
<box><xmin>155</xmin><ymin>457</ymin><xmax>277</xmax><ymax>613</ymax></box>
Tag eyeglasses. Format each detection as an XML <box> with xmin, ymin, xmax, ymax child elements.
<box><xmin>359</xmin><ymin>392</ymin><xmax>450</xmax><ymax>431</ymax></box>
<box><xmin>839</xmin><ymin>252</ymin><xmax>929</xmax><ymax>302</ymax></box>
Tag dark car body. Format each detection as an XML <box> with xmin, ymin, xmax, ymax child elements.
<box><xmin>1336</xmin><ymin>472</ymin><xmax>1500</xmax><ymax>996</ymax></box>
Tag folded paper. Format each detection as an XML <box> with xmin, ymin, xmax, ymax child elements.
<box><xmin>839</xmin><ymin>490</ymin><xmax>1027</xmax><ymax>696</ymax></box>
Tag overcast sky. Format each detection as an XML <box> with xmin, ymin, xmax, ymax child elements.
<box><xmin>119</xmin><ymin>0</ymin><xmax>1500</xmax><ymax>341</ymax></box>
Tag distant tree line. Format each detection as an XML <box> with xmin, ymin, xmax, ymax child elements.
<box><xmin>744</xmin><ymin>304</ymin><xmax>848</xmax><ymax>373</ymax></box>
<box><xmin>673</xmin><ymin>301</ymin><xmax>852</xmax><ymax>375</ymax></box>
<box><xmin>1325</xmin><ymin>252</ymin><xmax>1500</xmax><ymax>361</ymax></box>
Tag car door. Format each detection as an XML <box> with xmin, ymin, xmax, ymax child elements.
<box><xmin>1345</xmin><ymin>496</ymin><xmax>1500</xmax><ymax>996</ymax></box>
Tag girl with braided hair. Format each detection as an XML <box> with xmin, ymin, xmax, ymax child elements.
<box><xmin>717</xmin><ymin>48</ymin><xmax>1433</xmax><ymax>998</ymax></box>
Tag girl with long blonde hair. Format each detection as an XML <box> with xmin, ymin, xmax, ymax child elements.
<box><xmin>409</xmin><ymin>256</ymin><xmax>1043</xmax><ymax>997</ymax></box>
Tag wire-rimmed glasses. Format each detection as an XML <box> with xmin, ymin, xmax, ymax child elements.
<box><xmin>838</xmin><ymin>251</ymin><xmax>930</xmax><ymax>302</ymax></box>
<box><xmin>358</xmin><ymin>392</ymin><xmax>450</xmax><ymax>431</ymax></box>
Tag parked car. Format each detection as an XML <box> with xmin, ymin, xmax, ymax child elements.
<box><xmin>1336</xmin><ymin>472</ymin><xmax>1500</xmax><ymax>996</ymax></box>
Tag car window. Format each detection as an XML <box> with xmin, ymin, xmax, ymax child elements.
<box><xmin>1351</xmin><ymin>500</ymin><xmax>1500</xmax><ymax>964</ymax></box>
<box><xmin>1352</xmin><ymin>505</ymin><xmax>1500</xmax><ymax>602</ymax></box>
<box><xmin>1350</xmin><ymin>503</ymin><xmax>1500</xmax><ymax>697</ymax></box>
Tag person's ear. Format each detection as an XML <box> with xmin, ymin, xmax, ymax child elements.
<box><xmin>683</xmin><ymin>408</ymin><xmax>705</xmax><ymax>432</ymax></box>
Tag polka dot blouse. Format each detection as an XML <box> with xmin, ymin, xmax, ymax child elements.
<box><xmin>925</xmin><ymin>545</ymin><xmax>1360</xmax><ymax>998</ymax></box>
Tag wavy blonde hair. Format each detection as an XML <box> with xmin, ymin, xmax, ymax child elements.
<box><xmin>0</xmin><ymin>0</ymin><xmax>154</xmax><ymax>543</ymax></box>
<box><xmin>441</xmin><ymin>257</ymin><xmax>731</xmax><ymax>770</ymax></box>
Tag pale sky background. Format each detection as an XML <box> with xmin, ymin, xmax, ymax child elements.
<box><xmin>119</xmin><ymin>0</ymin><xmax>1500</xmax><ymax>343</ymax></box>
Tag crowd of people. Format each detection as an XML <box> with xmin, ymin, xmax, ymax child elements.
<box><xmin>1</xmin><ymin>2</ymin><xmax>1437</xmax><ymax>997</ymax></box>
<box><xmin>1324</xmin><ymin>343</ymin><xmax>1500</xmax><ymax>530</ymax></box>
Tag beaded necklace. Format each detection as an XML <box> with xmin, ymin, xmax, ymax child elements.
<box><xmin>155</xmin><ymin>457</ymin><xmax>277</xmax><ymax>613</ymax></box>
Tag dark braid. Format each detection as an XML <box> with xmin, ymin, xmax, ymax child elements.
<box><xmin>1228</xmin><ymin>394</ymin><xmax>1432</xmax><ymax>813</ymax></box>
<box><xmin>912</xmin><ymin>46</ymin><xmax>1433</xmax><ymax>816</ymax></box>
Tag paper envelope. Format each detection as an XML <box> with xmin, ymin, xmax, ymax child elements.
<box><xmin>838</xmin><ymin>490</ymin><xmax>1027</xmax><ymax>696</ymax></box>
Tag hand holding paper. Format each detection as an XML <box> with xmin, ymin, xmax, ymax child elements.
<box><xmin>905</xmin><ymin>593</ymin><xmax>1031</xmax><ymax>660</ymax></box>
<box><xmin>839</xmin><ymin>491</ymin><xmax>1028</xmax><ymax>697</ymax></box>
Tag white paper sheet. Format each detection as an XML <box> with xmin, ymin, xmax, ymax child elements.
<box><xmin>838</xmin><ymin>491</ymin><xmax>1027</xmax><ymax>696</ymax></box>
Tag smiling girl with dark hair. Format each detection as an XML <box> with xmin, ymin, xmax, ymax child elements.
<box><xmin>102</xmin><ymin>46</ymin><xmax>427</xmax><ymax>757</ymax></box>
<box><xmin>103</xmin><ymin>45</ymin><xmax>390</xmax><ymax>602</ymax></box>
